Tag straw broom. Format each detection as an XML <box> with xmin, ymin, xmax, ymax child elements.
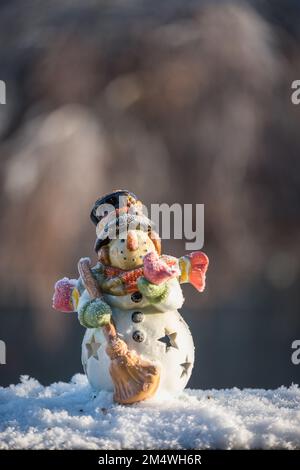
<box><xmin>78</xmin><ymin>257</ymin><xmax>160</xmax><ymax>405</ymax></box>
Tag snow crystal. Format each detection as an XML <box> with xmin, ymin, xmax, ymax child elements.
<box><xmin>0</xmin><ymin>375</ymin><xmax>299</xmax><ymax>449</ymax></box>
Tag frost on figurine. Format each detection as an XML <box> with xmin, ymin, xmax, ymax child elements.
<box><xmin>53</xmin><ymin>190</ymin><xmax>209</xmax><ymax>404</ymax></box>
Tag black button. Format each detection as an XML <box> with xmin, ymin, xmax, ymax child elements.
<box><xmin>132</xmin><ymin>311</ymin><xmax>144</xmax><ymax>323</ymax></box>
<box><xmin>132</xmin><ymin>330</ymin><xmax>145</xmax><ymax>342</ymax></box>
<box><xmin>131</xmin><ymin>291</ymin><xmax>143</xmax><ymax>303</ymax></box>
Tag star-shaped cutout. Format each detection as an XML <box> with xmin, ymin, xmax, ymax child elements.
<box><xmin>86</xmin><ymin>335</ymin><xmax>101</xmax><ymax>360</ymax></box>
<box><xmin>158</xmin><ymin>329</ymin><xmax>178</xmax><ymax>352</ymax></box>
<box><xmin>180</xmin><ymin>356</ymin><xmax>192</xmax><ymax>378</ymax></box>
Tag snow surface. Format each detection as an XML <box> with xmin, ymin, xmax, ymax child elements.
<box><xmin>0</xmin><ymin>374</ymin><xmax>299</xmax><ymax>449</ymax></box>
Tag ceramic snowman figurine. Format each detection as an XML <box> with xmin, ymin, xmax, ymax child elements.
<box><xmin>53</xmin><ymin>190</ymin><xmax>209</xmax><ymax>404</ymax></box>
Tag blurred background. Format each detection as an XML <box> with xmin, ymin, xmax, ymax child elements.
<box><xmin>0</xmin><ymin>0</ymin><xmax>300</xmax><ymax>389</ymax></box>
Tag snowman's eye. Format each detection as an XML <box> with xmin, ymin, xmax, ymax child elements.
<box><xmin>121</xmin><ymin>239</ymin><xmax>125</xmax><ymax>243</ymax></box>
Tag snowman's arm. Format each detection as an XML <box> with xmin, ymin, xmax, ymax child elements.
<box><xmin>52</xmin><ymin>264</ymin><xmax>112</xmax><ymax>326</ymax></box>
<box><xmin>76</xmin><ymin>263</ymin><xmax>107</xmax><ymax>295</ymax></box>
<box><xmin>154</xmin><ymin>278</ymin><xmax>184</xmax><ymax>312</ymax></box>
<box><xmin>137</xmin><ymin>277</ymin><xmax>184</xmax><ymax>311</ymax></box>
<box><xmin>76</xmin><ymin>263</ymin><xmax>113</xmax><ymax>328</ymax></box>
<box><xmin>77</xmin><ymin>288</ymin><xmax>112</xmax><ymax>328</ymax></box>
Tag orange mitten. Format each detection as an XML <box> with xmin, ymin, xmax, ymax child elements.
<box><xmin>179</xmin><ymin>251</ymin><xmax>209</xmax><ymax>292</ymax></box>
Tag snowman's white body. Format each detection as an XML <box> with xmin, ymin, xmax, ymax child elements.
<box><xmin>80</xmin><ymin>278</ymin><xmax>195</xmax><ymax>397</ymax></box>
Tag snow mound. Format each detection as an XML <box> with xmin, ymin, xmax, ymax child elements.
<box><xmin>0</xmin><ymin>374</ymin><xmax>299</xmax><ymax>449</ymax></box>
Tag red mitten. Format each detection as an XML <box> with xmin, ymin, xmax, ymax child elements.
<box><xmin>143</xmin><ymin>251</ymin><xmax>179</xmax><ymax>285</ymax></box>
<box><xmin>52</xmin><ymin>277</ymin><xmax>78</xmax><ymax>312</ymax></box>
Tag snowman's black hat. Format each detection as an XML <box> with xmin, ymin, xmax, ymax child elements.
<box><xmin>90</xmin><ymin>189</ymin><xmax>138</xmax><ymax>226</ymax></box>
<box><xmin>91</xmin><ymin>190</ymin><xmax>152</xmax><ymax>252</ymax></box>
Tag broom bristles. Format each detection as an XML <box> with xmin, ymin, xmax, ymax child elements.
<box><xmin>109</xmin><ymin>349</ymin><xmax>160</xmax><ymax>404</ymax></box>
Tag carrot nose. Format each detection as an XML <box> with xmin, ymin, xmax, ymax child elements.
<box><xmin>127</xmin><ymin>231</ymin><xmax>139</xmax><ymax>251</ymax></box>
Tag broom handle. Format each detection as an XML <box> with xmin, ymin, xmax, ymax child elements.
<box><xmin>78</xmin><ymin>258</ymin><xmax>117</xmax><ymax>344</ymax></box>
